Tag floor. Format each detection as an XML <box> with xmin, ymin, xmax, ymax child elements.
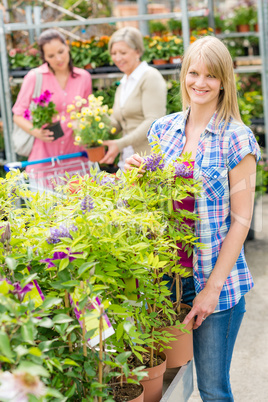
<box><xmin>188</xmin><ymin>194</ymin><xmax>268</xmax><ymax>402</ymax></box>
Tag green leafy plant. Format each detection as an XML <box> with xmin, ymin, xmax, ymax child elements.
<box><xmin>149</xmin><ymin>20</ymin><xmax>167</xmax><ymax>35</ymax></box>
<box><xmin>8</xmin><ymin>45</ymin><xmax>41</xmax><ymax>69</ymax></box>
<box><xmin>232</xmin><ymin>5</ymin><xmax>255</xmax><ymax>27</ymax></box>
<box><xmin>23</xmin><ymin>90</ymin><xmax>58</xmax><ymax>129</ymax></box>
<box><xmin>167</xmin><ymin>18</ymin><xmax>182</xmax><ymax>34</ymax></box>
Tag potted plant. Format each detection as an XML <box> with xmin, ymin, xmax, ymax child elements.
<box><xmin>167</xmin><ymin>18</ymin><xmax>182</xmax><ymax>35</ymax></box>
<box><xmin>143</xmin><ymin>37</ymin><xmax>170</xmax><ymax>65</ymax></box>
<box><xmin>149</xmin><ymin>20</ymin><xmax>167</xmax><ymax>36</ymax></box>
<box><xmin>166</xmin><ymin>36</ymin><xmax>184</xmax><ymax>64</ymax></box>
<box><xmin>214</xmin><ymin>13</ymin><xmax>226</xmax><ymax>34</ymax></box>
<box><xmin>232</xmin><ymin>5</ymin><xmax>255</xmax><ymax>32</ymax></box>
<box><xmin>66</xmin><ymin>94</ymin><xmax>115</xmax><ymax>161</ymax></box>
<box><xmin>23</xmin><ymin>89</ymin><xmax>64</xmax><ymax>140</ymax></box>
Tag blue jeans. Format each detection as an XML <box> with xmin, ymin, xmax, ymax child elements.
<box><xmin>163</xmin><ymin>275</ymin><xmax>246</xmax><ymax>401</ymax></box>
<box><xmin>162</xmin><ymin>274</ymin><xmax>196</xmax><ymax>306</ymax></box>
<box><xmin>193</xmin><ymin>296</ymin><xmax>246</xmax><ymax>401</ymax></box>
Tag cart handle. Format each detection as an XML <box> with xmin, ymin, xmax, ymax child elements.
<box><xmin>4</xmin><ymin>152</ymin><xmax>88</xmax><ymax>171</ymax></box>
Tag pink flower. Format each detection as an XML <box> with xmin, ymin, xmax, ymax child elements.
<box><xmin>0</xmin><ymin>371</ymin><xmax>46</xmax><ymax>401</ymax></box>
<box><xmin>9</xmin><ymin>48</ymin><xmax>16</xmax><ymax>57</ymax></box>
<box><xmin>32</xmin><ymin>90</ymin><xmax>53</xmax><ymax>106</ymax></box>
<box><xmin>23</xmin><ymin>109</ymin><xmax>31</xmax><ymax>120</ymax></box>
<box><xmin>28</xmin><ymin>48</ymin><xmax>39</xmax><ymax>56</ymax></box>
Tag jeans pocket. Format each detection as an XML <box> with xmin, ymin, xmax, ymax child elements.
<box><xmin>201</xmin><ymin>166</ymin><xmax>228</xmax><ymax>201</ymax></box>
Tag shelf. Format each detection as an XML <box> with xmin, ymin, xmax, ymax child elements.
<box><xmin>161</xmin><ymin>360</ymin><xmax>193</xmax><ymax>402</ymax></box>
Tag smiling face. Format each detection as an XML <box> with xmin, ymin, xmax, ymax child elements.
<box><xmin>185</xmin><ymin>58</ymin><xmax>221</xmax><ymax>111</ymax></box>
<box><xmin>42</xmin><ymin>39</ymin><xmax>70</xmax><ymax>73</ymax></box>
<box><xmin>110</xmin><ymin>41</ymin><xmax>141</xmax><ymax>76</ymax></box>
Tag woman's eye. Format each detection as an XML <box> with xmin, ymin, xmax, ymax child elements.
<box><xmin>189</xmin><ymin>71</ymin><xmax>197</xmax><ymax>75</ymax></box>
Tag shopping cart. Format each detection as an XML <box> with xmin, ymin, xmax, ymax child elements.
<box><xmin>4</xmin><ymin>151</ymin><xmax>99</xmax><ymax>200</ymax></box>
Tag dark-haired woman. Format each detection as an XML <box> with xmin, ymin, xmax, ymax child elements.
<box><xmin>12</xmin><ymin>29</ymin><xmax>92</xmax><ymax>172</ymax></box>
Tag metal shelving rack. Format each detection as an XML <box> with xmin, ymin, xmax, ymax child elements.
<box><xmin>0</xmin><ymin>0</ymin><xmax>268</xmax><ymax>163</ymax></box>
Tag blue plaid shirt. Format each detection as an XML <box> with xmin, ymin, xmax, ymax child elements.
<box><xmin>148</xmin><ymin>110</ymin><xmax>261</xmax><ymax>312</ymax></box>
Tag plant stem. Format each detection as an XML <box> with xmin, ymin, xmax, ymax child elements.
<box><xmin>64</xmin><ymin>290</ymin><xmax>73</xmax><ymax>352</ymax></box>
<box><xmin>176</xmin><ymin>273</ymin><xmax>181</xmax><ymax>314</ymax></box>
<box><xmin>80</xmin><ymin>281</ymin><xmax>87</xmax><ymax>358</ymax></box>
<box><xmin>98</xmin><ymin>305</ymin><xmax>104</xmax><ymax>402</ymax></box>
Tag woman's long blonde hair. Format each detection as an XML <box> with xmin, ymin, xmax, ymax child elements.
<box><xmin>180</xmin><ymin>36</ymin><xmax>242</xmax><ymax>128</ymax></box>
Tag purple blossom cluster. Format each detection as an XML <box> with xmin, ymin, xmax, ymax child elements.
<box><xmin>174</xmin><ymin>163</ymin><xmax>193</xmax><ymax>178</ymax></box>
<box><xmin>46</xmin><ymin>224</ymin><xmax>78</xmax><ymax>244</ymax></box>
<box><xmin>143</xmin><ymin>154</ymin><xmax>165</xmax><ymax>172</ymax></box>
<box><xmin>100</xmin><ymin>176</ymin><xmax>116</xmax><ymax>185</ymax></box>
<box><xmin>33</xmin><ymin>90</ymin><xmax>53</xmax><ymax>106</ymax></box>
<box><xmin>81</xmin><ymin>195</ymin><xmax>94</xmax><ymax>213</ymax></box>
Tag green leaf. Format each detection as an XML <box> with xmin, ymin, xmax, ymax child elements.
<box><xmin>40</xmin><ymin>297</ymin><xmax>62</xmax><ymax>309</ymax></box>
<box><xmin>20</xmin><ymin>273</ymin><xmax>38</xmax><ymax>288</ymax></box>
<box><xmin>116</xmin><ymin>351</ymin><xmax>132</xmax><ymax>364</ymax></box>
<box><xmin>17</xmin><ymin>361</ymin><xmax>49</xmax><ymax>377</ymax></box>
<box><xmin>65</xmin><ymin>383</ymin><xmax>76</xmax><ymax>398</ymax></box>
<box><xmin>116</xmin><ymin>322</ymin><xmax>124</xmax><ymax>341</ymax></box>
<box><xmin>0</xmin><ymin>331</ymin><xmax>14</xmax><ymax>359</ymax></box>
<box><xmin>78</xmin><ymin>261</ymin><xmax>96</xmax><ymax>277</ymax></box>
<box><xmin>63</xmin><ymin>358</ymin><xmax>80</xmax><ymax>367</ymax></box>
<box><xmin>52</xmin><ymin>314</ymin><xmax>73</xmax><ymax>324</ymax></box>
<box><xmin>21</xmin><ymin>320</ymin><xmax>35</xmax><ymax>344</ymax></box>
<box><xmin>28</xmin><ymin>347</ymin><xmax>42</xmax><ymax>357</ymax></box>
<box><xmin>36</xmin><ymin>317</ymin><xmax>54</xmax><ymax>328</ymax></box>
<box><xmin>59</xmin><ymin>258</ymin><xmax>70</xmax><ymax>271</ymax></box>
<box><xmin>5</xmin><ymin>257</ymin><xmax>18</xmax><ymax>270</ymax></box>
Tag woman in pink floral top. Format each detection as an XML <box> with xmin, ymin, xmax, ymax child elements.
<box><xmin>12</xmin><ymin>29</ymin><xmax>92</xmax><ymax>173</ymax></box>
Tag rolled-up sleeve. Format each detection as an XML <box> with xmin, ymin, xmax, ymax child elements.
<box><xmin>227</xmin><ymin>126</ymin><xmax>261</xmax><ymax>171</ymax></box>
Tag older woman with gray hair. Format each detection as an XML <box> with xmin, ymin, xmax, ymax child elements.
<box><xmin>99</xmin><ymin>26</ymin><xmax>167</xmax><ymax>169</ymax></box>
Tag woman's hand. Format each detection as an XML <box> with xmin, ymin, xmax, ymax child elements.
<box><xmin>124</xmin><ymin>154</ymin><xmax>145</xmax><ymax>172</ymax></box>
<box><xmin>99</xmin><ymin>140</ymin><xmax>119</xmax><ymax>164</ymax></box>
<box><xmin>182</xmin><ymin>285</ymin><xmax>220</xmax><ymax>329</ymax></box>
<box><xmin>32</xmin><ymin>128</ymin><xmax>54</xmax><ymax>142</ymax></box>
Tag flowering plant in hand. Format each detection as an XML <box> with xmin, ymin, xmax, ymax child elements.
<box><xmin>23</xmin><ymin>90</ymin><xmax>58</xmax><ymax>129</ymax></box>
<box><xmin>66</xmin><ymin>94</ymin><xmax>115</xmax><ymax>148</ymax></box>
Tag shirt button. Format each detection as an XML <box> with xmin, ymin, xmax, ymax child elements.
<box><xmin>63</xmin><ymin>103</ymin><xmax>66</xmax><ymax>106</ymax></box>
<box><xmin>61</xmin><ymin>141</ymin><xmax>64</xmax><ymax>144</ymax></box>
<box><xmin>214</xmin><ymin>175</ymin><xmax>217</xmax><ymax>179</ymax></box>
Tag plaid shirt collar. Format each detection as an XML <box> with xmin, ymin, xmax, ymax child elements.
<box><xmin>169</xmin><ymin>108</ymin><xmax>224</xmax><ymax>136</ymax></box>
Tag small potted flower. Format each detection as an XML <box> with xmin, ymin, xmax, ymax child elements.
<box><xmin>232</xmin><ymin>5</ymin><xmax>255</xmax><ymax>33</ymax></box>
<box><xmin>166</xmin><ymin>35</ymin><xmax>184</xmax><ymax>64</ymax></box>
<box><xmin>66</xmin><ymin>94</ymin><xmax>115</xmax><ymax>162</ymax></box>
<box><xmin>24</xmin><ymin>90</ymin><xmax>63</xmax><ymax>140</ymax></box>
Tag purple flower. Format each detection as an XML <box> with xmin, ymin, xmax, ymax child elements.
<box><xmin>174</xmin><ymin>163</ymin><xmax>193</xmax><ymax>178</ymax></box>
<box><xmin>81</xmin><ymin>195</ymin><xmax>94</xmax><ymax>213</ymax></box>
<box><xmin>23</xmin><ymin>109</ymin><xmax>31</xmax><ymax>120</ymax></box>
<box><xmin>40</xmin><ymin>250</ymin><xmax>82</xmax><ymax>267</ymax></box>
<box><xmin>13</xmin><ymin>282</ymin><xmax>33</xmax><ymax>301</ymax></box>
<box><xmin>46</xmin><ymin>224</ymin><xmax>78</xmax><ymax>244</ymax></box>
<box><xmin>100</xmin><ymin>176</ymin><xmax>116</xmax><ymax>185</ymax></box>
<box><xmin>143</xmin><ymin>154</ymin><xmax>165</xmax><ymax>172</ymax></box>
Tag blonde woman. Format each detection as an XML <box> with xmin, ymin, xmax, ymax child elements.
<box><xmin>125</xmin><ymin>36</ymin><xmax>261</xmax><ymax>401</ymax></box>
<box><xmin>99</xmin><ymin>26</ymin><xmax>167</xmax><ymax>170</ymax></box>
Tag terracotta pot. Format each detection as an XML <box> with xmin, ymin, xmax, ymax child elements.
<box><xmin>84</xmin><ymin>63</ymin><xmax>93</xmax><ymax>70</ymax></box>
<box><xmin>236</xmin><ymin>24</ymin><xmax>250</xmax><ymax>32</ymax></box>
<box><xmin>215</xmin><ymin>28</ymin><xmax>221</xmax><ymax>34</ymax></box>
<box><xmin>152</xmin><ymin>59</ymin><xmax>168</xmax><ymax>65</ymax></box>
<box><xmin>158</xmin><ymin>303</ymin><xmax>194</xmax><ymax>368</ymax></box>
<box><xmin>254</xmin><ymin>23</ymin><xmax>259</xmax><ymax>32</ymax></box>
<box><xmin>140</xmin><ymin>351</ymin><xmax>166</xmax><ymax>402</ymax></box>
<box><xmin>111</xmin><ymin>383</ymin><xmax>144</xmax><ymax>402</ymax></box>
<box><xmin>86</xmin><ymin>145</ymin><xmax>105</xmax><ymax>162</ymax></box>
<box><xmin>169</xmin><ymin>56</ymin><xmax>183</xmax><ymax>64</ymax></box>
